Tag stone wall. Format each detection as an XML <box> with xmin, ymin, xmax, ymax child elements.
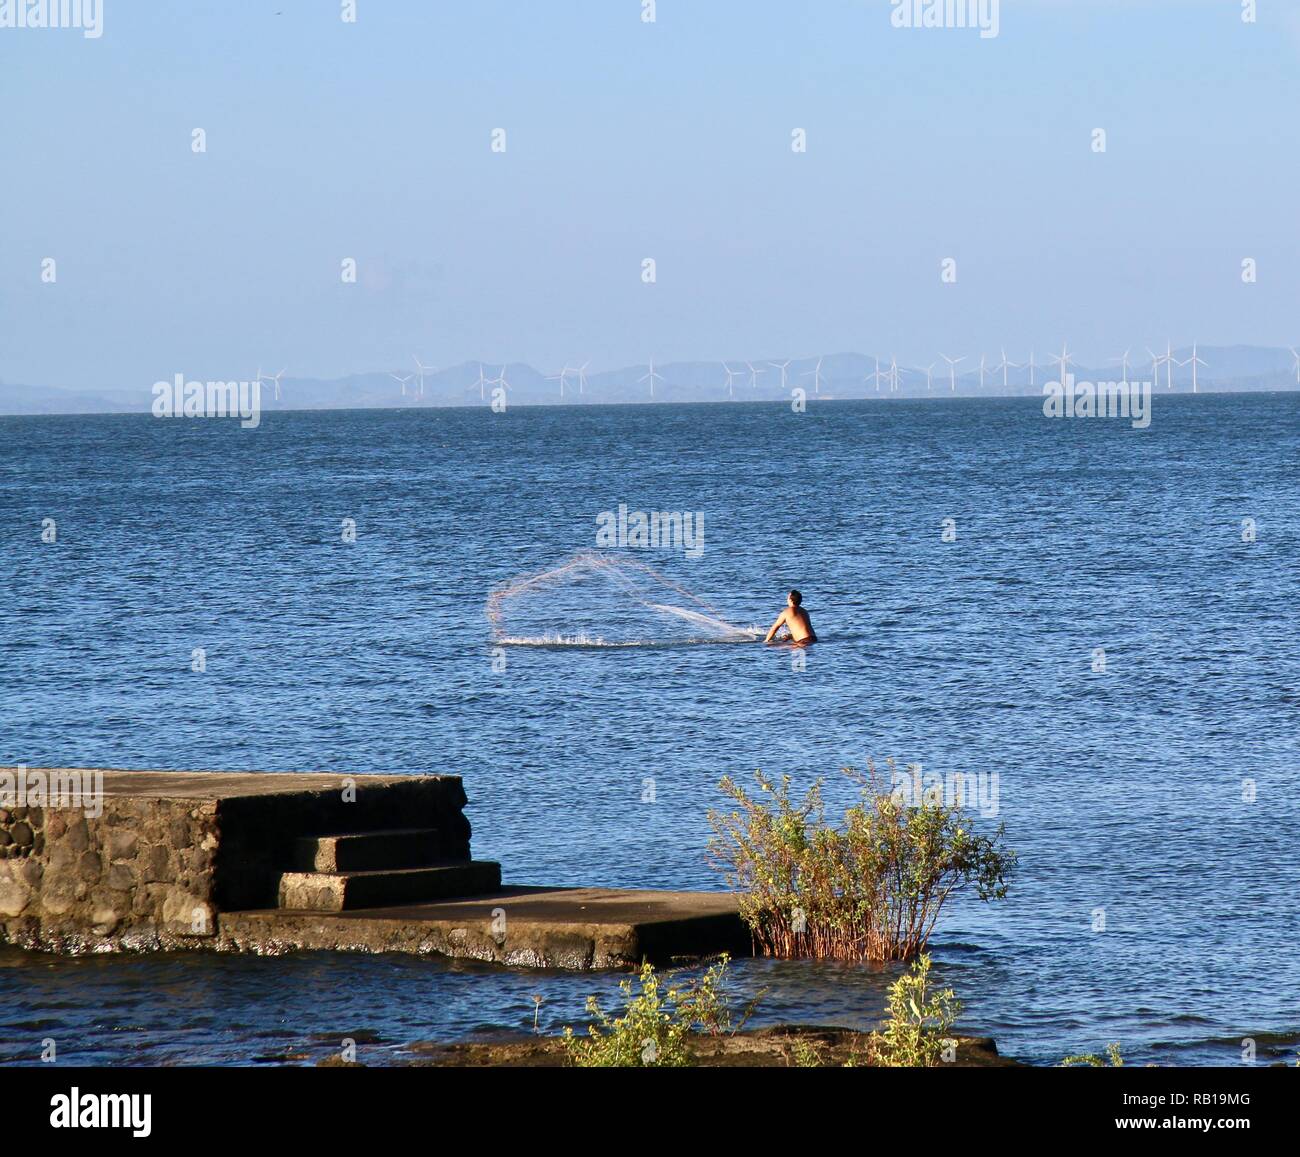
<box><xmin>0</xmin><ymin>772</ymin><xmax>472</xmax><ymax>954</ymax></box>
<box><xmin>0</xmin><ymin>796</ymin><xmax>220</xmax><ymax>953</ymax></box>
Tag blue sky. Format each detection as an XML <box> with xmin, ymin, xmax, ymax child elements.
<box><xmin>2</xmin><ymin>0</ymin><xmax>1298</xmax><ymax>388</ymax></box>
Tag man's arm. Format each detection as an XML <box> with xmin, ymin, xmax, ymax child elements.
<box><xmin>763</xmin><ymin>610</ymin><xmax>789</xmax><ymax>644</ymax></box>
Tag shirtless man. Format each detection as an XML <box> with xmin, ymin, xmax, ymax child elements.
<box><xmin>764</xmin><ymin>589</ymin><xmax>817</xmax><ymax>645</ymax></box>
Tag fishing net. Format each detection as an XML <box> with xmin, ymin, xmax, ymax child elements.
<box><xmin>486</xmin><ymin>551</ymin><xmax>759</xmax><ymax>646</ymax></box>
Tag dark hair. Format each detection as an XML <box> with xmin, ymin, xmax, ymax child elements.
<box><xmin>789</xmin><ymin>589</ymin><xmax>803</xmax><ymax>607</ymax></box>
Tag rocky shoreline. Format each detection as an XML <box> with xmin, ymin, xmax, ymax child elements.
<box><xmin>364</xmin><ymin>1026</ymin><xmax>1026</xmax><ymax>1068</ymax></box>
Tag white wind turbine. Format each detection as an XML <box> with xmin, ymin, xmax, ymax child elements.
<box><xmin>639</xmin><ymin>358</ymin><xmax>664</xmax><ymax>400</ymax></box>
<box><xmin>801</xmin><ymin>356</ymin><xmax>825</xmax><ymax>396</ymax></box>
<box><xmin>1178</xmin><ymin>342</ymin><xmax>1207</xmax><ymax>393</ymax></box>
<box><xmin>993</xmin><ymin>348</ymin><xmax>1021</xmax><ymax>391</ymax></box>
<box><xmin>924</xmin><ymin>361</ymin><xmax>936</xmax><ymax>392</ymax></box>
<box><xmin>1163</xmin><ymin>338</ymin><xmax>1176</xmax><ymax>390</ymax></box>
<box><xmin>768</xmin><ymin>359</ymin><xmax>792</xmax><ymax>390</ymax></box>
<box><xmin>470</xmin><ymin>363</ymin><xmax>488</xmax><ymax>401</ymax></box>
<box><xmin>412</xmin><ymin>356</ymin><xmax>434</xmax><ymax>399</ymax></box>
<box><xmin>745</xmin><ymin>361</ymin><xmax>766</xmax><ymax>390</ymax></box>
<box><xmin>389</xmin><ymin>372</ymin><xmax>413</xmax><ymax>398</ymax></box>
<box><xmin>939</xmin><ymin>353</ymin><xmax>965</xmax><ymax>392</ymax></box>
<box><xmin>888</xmin><ymin>355</ymin><xmax>900</xmax><ymax>392</ymax></box>
<box><xmin>978</xmin><ymin>353</ymin><xmax>988</xmax><ymax>391</ymax></box>
<box><xmin>488</xmin><ymin>364</ymin><xmax>511</xmax><ymax>398</ymax></box>
<box><xmin>1146</xmin><ymin>347</ymin><xmax>1165</xmax><ymax>390</ymax></box>
<box><xmin>261</xmin><ymin>368</ymin><xmax>285</xmax><ymax>401</ymax></box>
<box><xmin>1290</xmin><ymin>348</ymin><xmax>1300</xmax><ymax>383</ymax></box>
<box><xmin>720</xmin><ymin>362</ymin><xmax>742</xmax><ymax>399</ymax></box>
<box><xmin>1050</xmin><ymin>341</ymin><xmax>1075</xmax><ymax>386</ymax></box>
<box><xmin>546</xmin><ymin>365</ymin><xmax>572</xmax><ymax>399</ymax></box>
<box><xmin>1112</xmin><ymin>349</ymin><xmax>1131</xmax><ymax>386</ymax></box>
<box><xmin>576</xmin><ymin>360</ymin><xmax>591</xmax><ymax>395</ymax></box>
<box><xmin>1027</xmin><ymin>349</ymin><xmax>1036</xmax><ymax>387</ymax></box>
<box><xmin>869</xmin><ymin>356</ymin><xmax>884</xmax><ymax>393</ymax></box>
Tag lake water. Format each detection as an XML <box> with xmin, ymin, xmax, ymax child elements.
<box><xmin>1</xmin><ymin>394</ymin><xmax>1297</xmax><ymax>1066</ymax></box>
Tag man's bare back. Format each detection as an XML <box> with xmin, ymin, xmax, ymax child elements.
<box><xmin>764</xmin><ymin>589</ymin><xmax>817</xmax><ymax>645</ymax></box>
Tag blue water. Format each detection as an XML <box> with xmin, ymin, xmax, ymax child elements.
<box><xmin>1</xmin><ymin>395</ymin><xmax>1297</xmax><ymax>1067</ymax></box>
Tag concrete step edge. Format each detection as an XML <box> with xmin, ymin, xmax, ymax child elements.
<box><xmin>276</xmin><ymin>861</ymin><xmax>503</xmax><ymax>912</ymax></box>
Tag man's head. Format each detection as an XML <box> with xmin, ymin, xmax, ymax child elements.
<box><xmin>788</xmin><ymin>589</ymin><xmax>803</xmax><ymax>608</ymax></box>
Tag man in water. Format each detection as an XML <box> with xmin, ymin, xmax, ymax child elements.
<box><xmin>764</xmin><ymin>589</ymin><xmax>817</xmax><ymax>645</ymax></box>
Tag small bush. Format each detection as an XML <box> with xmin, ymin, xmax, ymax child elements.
<box><xmin>869</xmin><ymin>953</ymin><xmax>961</xmax><ymax>1067</ymax></box>
<box><xmin>561</xmin><ymin>955</ymin><xmax>750</xmax><ymax>1067</ymax></box>
<box><xmin>1062</xmin><ymin>1043</ymin><xmax>1125</xmax><ymax>1067</ymax></box>
<box><xmin>707</xmin><ymin>762</ymin><xmax>1016</xmax><ymax>962</ymax></box>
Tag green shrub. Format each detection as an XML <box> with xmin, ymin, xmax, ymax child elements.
<box><xmin>707</xmin><ymin>761</ymin><xmax>1016</xmax><ymax>961</ymax></box>
<box><xmin>1062</xmin><ymin>1043</ymin><xmax>1125</xmax><ymax>1067</ymax></box>
<box><xmin>869</xmin><ymin>953</ymin><xmax>961</xmax><ymax>1067</ymax></box>
<box><xmin>561</xmin><ymin>955</ymin><xmax>749</xmax><ymax>1067</ymax></box>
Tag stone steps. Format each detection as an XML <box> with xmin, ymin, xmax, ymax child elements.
<box><xmin>291</xmin><ymin>828</ymin><xmax>451</xmax><ymax>873</ymax></box>
<box><xmin>277</xmin><ymin>860</ymin><xmax>502</xmax><ymax>912</ymax></box>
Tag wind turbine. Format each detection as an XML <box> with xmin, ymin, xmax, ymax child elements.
<box><xmin>1112</xmin><ymin>349</ymin><xmax>1131</xmax><ymax>386</ymax></box>
<box><xmin>262</xmin><ymin>368</ymin><xmax>285</xmax><ymax>401</ymax></box>
<box><xmin>993</xmin><ymin>348</ymin><xmax>1021</xmax><ymax>390</ymax></box>
<box><xmin>470</xmin><ymin>363</ymin><xmax>488</xmax><ymax>401</ymax></box>
<box><xmin>389</xmin><ymin>372</ymin><xmax>413</xmax><ymax>398</ymax></box>
<box><xmin>939</xmin><ymin>353</ymin><xmax>965</xmax><ymax>392</ymax></box>
<box><xmin>1291</xmin><ymin>348</ymin><xmax>1300</xmax><ymax>384</ymax></box>
<box><xmin>869</xmin><ymin>356</ymin><xmax>883</xmax><ymax>393</ymax></box>
<box><xmin>546</xmin><ymin>365</ymin><xmax>572</xmax><ymax>399</ymax></box>
<box><xmin>768</xmin><ymin>359</ymin><xmax>792</xmax><ymax>390</ymax></box>
<box><xmin>412</xmin><ymin>356</ymin><xmax>434</xmax><ymax>399</ymax></box>
<box><xmin>1027</xmin><ymin>349</ymin><xmax>1036</xmax><ymax>387</ymax></box>
<box><xmin>745</xmin><ymin>361</ymin><xmax>765</xmax><ymax>390</ymax></box>
<box><xmin>1178</xmin><ymin>342</ymin><xmax>1207</xmax><ymax>393</ymax></box>
<box><xmin>1146</xmin><ymin>347</ymin><xmax>1165</xmax><ymax>390</ymax></box>
<box><xmin>488</xmin><ymin>365</ymin><xmax>511</xmax><ymax>397</ymax></box>
<box><xmin>924</xmin><ymin>361</ymin><xmax>936</xmax><ymax>392</ymax></box>
<box><xmin>576</xmin><ymin>360</ymin><xmax>591</xmax><ymax>395</ymax></box>
<box><xmin>801</xmin><ymin>356</ymin><xmax>825</xmax><ymax>396</ymax></box>
<box><xmin>720</xmin><ymin>362</ymin><xmax>742</xmax><ymax>398</ymax></box>
<box><xmin>1050</xmin><ymin>342</ymin><xmax>1074</xmax><ymax>386</ymax></box>
<box><xmin>639</xmin><ymin>358</ymin><xmax>664</xmax><ymax>400</ymax></box>
<box><xmin>978</xmin><ymin>353</ymin><xmax>988</xmax><ymax>391</ymax></box>
<box><xmin>888</xmin><ymin>356</ymin><xmax>900</xmax><ymax>392</ymax></box>
<box><xmin>1164</xmin><ymin>338</ymin><xmax>1176</xmax><ymax>390</ymax></box>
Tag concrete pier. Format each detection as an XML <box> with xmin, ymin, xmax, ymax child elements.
<box><xmin>222</xmin><ymin>886</ymin><xmax>748</xmax><ymax>969</ymax></box>
<box><xmin>0</xmin><ymin>767</ymin><xmax>747</xmax><ymax>969</ymax></box>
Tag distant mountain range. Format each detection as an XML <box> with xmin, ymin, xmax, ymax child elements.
<box><xmin>3</xmin><ymin>346</ymin><xmax>1298</xmax><ymax>415</ymax></box>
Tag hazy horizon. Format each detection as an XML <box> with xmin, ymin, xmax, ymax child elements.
<box><xmin>4</xmin><ymin>0</ymin><xmax>1300</xmax><ymax>393</ymax></box>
